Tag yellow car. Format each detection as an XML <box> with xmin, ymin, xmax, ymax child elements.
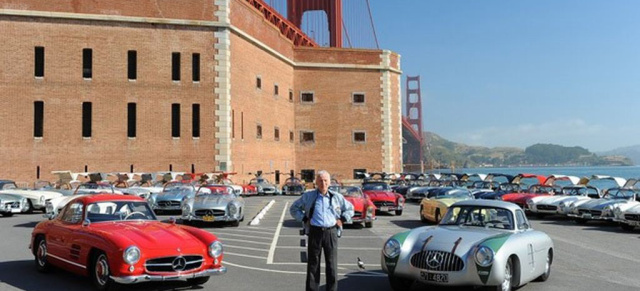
<box><xmin>419</xmin><ymin>187</ymin><xmax>474</xmax><ymax>223</ymax></box>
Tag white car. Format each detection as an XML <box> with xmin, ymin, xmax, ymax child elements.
<box><xmin>527</xmin><ymin>185</ymin><xmax>600</xmax><ymax>217</ymax></box>
<box><xmin>45</xmin><ymin>182</ymin><xmax>123</xmax><ymax>217</ymax></box>
<box><xmin>615</xmin><ymin>203</ymin><xmax>640</xmax><ymax>231</ymax></box>
<box><xmin>0</xmin><ymin>180</ymin><xmax>62</xmax><ymax>213</ymax></box>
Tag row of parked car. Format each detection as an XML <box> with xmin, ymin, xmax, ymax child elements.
<box><xmin>389</xmin><ymin>172</ymin><xmax>640</xmax><ymax>231</ymax></box>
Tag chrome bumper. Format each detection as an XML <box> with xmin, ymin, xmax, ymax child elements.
<box><xmin>111</xmin><ymin>266</ymin><xmax>227</xmax><ymax>284</ymax></box>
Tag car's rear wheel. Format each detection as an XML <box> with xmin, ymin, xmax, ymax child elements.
<box><xmin>25</xmin><ymin>200</ymin><xmax>34</xmax><ymax>214</ymax></box>
<box><xmin>419</xmin><ymin>206</ymin><xmax>428</xmax><ymax>223</ymax></box>
<box><xmin>364</xmin><ymin>221</ymin><xmax>373</xmax><ymax>228</ymax></box>
<box><xmin>388</xmin><ymin>274</ymin><xmax>413</xmax><ymax>291</ymax></box>
<box><xmin>621</xmin><ymin>223</ymin><xmax>635</xmax><ymax>231</ymax></box>
<box><xmin>494</xmin><ymin>257</ymin><xmax>513</xmax><ymax>291</ymax></box>
<box><xmin>535</xmin><ymin>250</ymin><xmax>552</xmax><ymax>282</ymax></box>
<box><xmin>34</xmin><ymin>236</ymin><xmax>51</xmax><ymax>273</ymax></box>
<box><xmin>187</xmin><ymin>276</ymin><xmax>210</xmax><ymax>286</ymax></box>
<box><xmin>91</xmin><ymin>252</ymin><xmax>121</xmax><ymax>291</ymax></box>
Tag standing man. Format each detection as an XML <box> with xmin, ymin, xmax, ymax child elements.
<box><xmin>290</xmin><ymin>170</ymin><xmax>354</xmax><ymax>291</ymax></box>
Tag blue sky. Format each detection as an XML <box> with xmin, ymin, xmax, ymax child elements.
<box><xmin>369</xmin><ymin>1</ymin><xmax>640</xmax><ymax>152</ymax></box>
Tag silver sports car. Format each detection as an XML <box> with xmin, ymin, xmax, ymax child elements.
<box><xmin>381</xmin><ymin>200</ymin><xmax>554</xmax><ymax>291</ymax></box>
<box><xmin>181</xmin><ymin>184</ymin><xmax>245</xmax><ymax>227</ymax></box>
<box><xmin>148</xmin><ymin>182</ymin><xmax>196</xmax><ymax>213</ymax></box>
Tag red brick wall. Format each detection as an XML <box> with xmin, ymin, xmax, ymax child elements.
<box><xmin>294</xmin><ymin>47</ymin><xmax>381</xmax><ymax>65</ymax></box>
<box><xmin>294</xmin><ymin>67</ymin><xmax>385</xmax><ymax>181</ymax></box>
<box><xmin>229</xmin><ymin>33</ymin><xmax>296</xmax><ymax>184</ymax></box>
<box><xmin>0</xmin><ymin>0</ymin><xmax>217</xmax><ymax>21</ymax></box>
<box><xmin>0</xmin><ymin>16</ymin><xmax>217</xmax><ymax>182</ymax></box>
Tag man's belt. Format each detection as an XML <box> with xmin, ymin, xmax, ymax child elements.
<box><xmin>310</xmin><ymin>224</ymin><xmax>337</xmax><ymax>231</ymax></box>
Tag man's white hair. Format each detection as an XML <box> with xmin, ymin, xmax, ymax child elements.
<box><xmin>316</xmin><ymin>170</ymin><xmax>330</xmax><ymax>180</ymax></box>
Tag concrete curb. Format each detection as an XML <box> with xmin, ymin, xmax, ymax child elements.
<box><xmin>249</xmin><ymin>199</ymin><xmax>275</xmax><ymax>225</ymax></box>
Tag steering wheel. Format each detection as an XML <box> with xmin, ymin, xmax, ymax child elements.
<box><xmin>124</xmin><ymin>211</ymin><xmax>147</xmax><ymax>220</ymax></box>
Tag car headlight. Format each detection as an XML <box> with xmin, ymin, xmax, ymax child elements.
<box><xmin>613</xmin><ymin>206</ymin><xmax>622</xmax><ymax>218</ymax></box>
<box><xmin>123</xmin><ymin>246</ymin><xmax>141</xmax><ymax>265</ymax></box>
<box><xmin>366</xmin><ymin>206</ymin><xmax>374</xmax><ymax>217</ymax></box>
<box><xmin>148</xmin><ymin>196</ymin><xmax>156</xmax><ymax>207</ymax></box>
<box><xmin>526</xmin><ymin>199</ymin><xmax>534</xmax><ymax>206</ymax></box>
<box><xmin>228</xmin><ymin>203</ymin><xmax>238</xmax><ymax>216</ymax></box>
<box><xmin>383</xmin><ymin>239</ymin><xmax>401</xmax><ymax>258</ymax></box>
<box><xmin>39</xmin><ymin>196</ymin><xmax>45</xmax><ymax>204</ymax></box>
<box><xmin>474</xmin><ymin>246</ymin><xmax>494</xmax><ymax>267</ymax></box>
<box><xmin>182</xmin><ymin>203</ymin><xmax>191</xmax><ymax>214</ymax></box>
<box><xmin>209</xmin><ymin>241</ymin><xmax>223</xmax><ymax>258</ymax></box>
<box><xmin>602</xmin><ymin>205</ymin><xmax>613</xmax><ymax>216</ymax></box>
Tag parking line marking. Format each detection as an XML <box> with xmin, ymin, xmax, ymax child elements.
<box><xmin>217</xmin><ymin>228</ymin><xmax>275</xmax><ymax>235</ymax></box>
<box><xmin>267</xmin><ymin>201</ymin><xmax>288</xmax><ymax>264</ymax></box>
<box><xmin>277</xmin><ymin>246</ymin><xmax>380</xmax><ymax>250</ymax></box>
<box><xmin>225</xmin><ymin>252</ymin><xmax>268</xmax><ymax>260</ymax></box>
<box><xmin>217</xmin><ymin>232</ymin><xmax>273</xmax><ymax>240</ymax></box>
<box><xmin>225</xmin><ymin>245</ymin><xmax>269</xmax><ymax>252</ymax></box>
<box><xmin>272</xmin><ymin>262</ymin><xmax>380</xmax><ymax>267</ymax></box>
<box><xmin>223</xmin><ymin>261</ymin><xmax>386</xmax><ymax>277</ymax></box>
<box><xmin>219</xmin><ymin>238</ymin><xmax>271</xmax><ymax>245</ymax></box>
<box><xmin>279</xmin><ymin>235</ymin><xmax>381</xmax><ymax>239</ymax></box>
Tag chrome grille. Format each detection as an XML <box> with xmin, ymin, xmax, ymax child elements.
<box><xmin>579</xmin><ymin>209</ymin><xmax>602</xmax><ymax>216</ymax></box>
<box><xmin>157</xmin><ymin>201</ymin><xmax>180</xmax><ymax>207</ymax></box>
<box><xmin>537</xmin><ymin>205</ymin><xmax>557</xmax><ymax>211</ymax></box>
<box><xmin>352</xmin><ymin>211</ymin><xmax>362</xmax><ymax>218</ymax></box>
<box><xmin>410</xmin><ymin>250</ymin><xmax>464</xmax><ymax>271</ymax></box>
<box><xmin>373</xmin><ymin>201</ymin><xmax>395</xmax><ymax>207</ymax></box>
<box><xmin>625</xmin><ymin>214</ymin><xmax>640</xmax><ymax>221</ymax></box>
<box><xmin>195</xmin><ymin>209</ymin><xmax>225</xmax><ymax>217</ymax></box>
<box><xmin>145</xmin><ymin>255</ymin><xmax>203</xmax><ymax>273</ymax></box>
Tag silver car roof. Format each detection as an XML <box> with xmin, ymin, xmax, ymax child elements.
<box><xmin>450</xmin><ymin>199</ymin><xmax>521</xmax><ymax>212</ymax></box>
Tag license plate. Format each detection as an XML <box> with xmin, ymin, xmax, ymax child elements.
<box><xmin>203</xmin><ymin>215</ymin><xmax>215</xmax><ymax>222</ymax></box>
<box><xmin>420</xmin><ymin>271</ymin><xmax>448</xmax><ymax>283</ymax></box>
<box><xmin>11</xmin><ymin>209</ymin><xmax>21</xmax><ymax>213</ymax></box>
<box><xmin>379</xmin><ymin>206</ymin><xmax>389</xmax><ymax>212</ymax></box>
<box><xmin>582</xmin><ymin>213</ymin><xmax>592</xmax><ymax>219</ymax></box>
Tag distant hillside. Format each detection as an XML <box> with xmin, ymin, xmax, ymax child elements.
<box><xmin>423</xmin><ymin>132</ymin><xmax>633</xmax><ymax>168</ymax></box>
<box><xmin>599</xmin><ymin>145</ymin><xmax>640</xmax><ymax>165</ymax></box>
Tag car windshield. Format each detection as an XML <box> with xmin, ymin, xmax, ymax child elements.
<box><xmin>163</xmin><ymin>182</ymin><xmax>193</xmax><ymax>193</ymax></box>
<box><xmin>0</xmin><ymin>182</ymin><xmax>18</xmax><ymax>190</ymax></box>
<box><xmin>197</xmin><ymin>186</ymin><xmax>234</xmax><ymax>196</ymax></box>
<box><xmin>362</xmin><ymin>182</ymin><xmax>390</xmax><ymax>191</ymax></box>
<box><xmin>528</xmin><ymin>185</ymin><xmax>556</xmax><ymax>194</ymax></box>
<box><xmin>440</xmin><ymin>206</ymin><xmax>515</xmax><ymax>230</ymax></box>
<box><xmin>86</xmin><ymin>201</ymin><xmax>156</xmax><ymax>222</ymax></box>
<box><xmin>440</xmin><ymin>189</ymin><xmax>472</xmax><ymax>199</ymax></box>
<box><xmin>604</xmin><ymin>188</ymin><xmax>639</xmax><ymax>200</ymax></box>
<box><xmin>333</xmin><ymin>186</ymin><xmax>362</xmax><ymax>198</ymax></box>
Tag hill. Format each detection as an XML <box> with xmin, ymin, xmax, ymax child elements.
<box><xmin>424</xmin><ymin>132</ymin><xmax>633</xmax><ymax>168</ymax></box>
<box><xmin>599</xmin><ymin>145</ymin><xmax>640</xmax><ymax>165</ymax></box>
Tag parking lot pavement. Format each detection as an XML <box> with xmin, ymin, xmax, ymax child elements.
<box><xmin>2</xmin><ymin>195</ymin><xmax>640</xmax><ymax>291</ymax></box>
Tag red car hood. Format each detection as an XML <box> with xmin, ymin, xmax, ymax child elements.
<box><xmin>364</xmin><ymin>191</ymin><xmax>396</xmax><ymax>202</ymax></box>
<box><xmin>502</xmin><ymin>193</ymin><xmax>549</xmax><ymax>203</ymax></box>
<box><xmin>345</xmin><ymin>197</ymin><xmax>367</xmax><ymax>212</ymax></box>
<box><xmin>91</xmin><ymin>221</ymin><xmax>209</xmax><ymax>251</ymax></box>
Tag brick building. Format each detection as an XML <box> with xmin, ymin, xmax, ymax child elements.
<box><xmin>0</xmin><ymin>0</ymin><xmax>402</xmax><ymax>185</ymax></box>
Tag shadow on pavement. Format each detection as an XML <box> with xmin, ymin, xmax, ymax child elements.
<box><xmin>14</xmin><ymin>221</ymin><xmax>39</xmax><ymax>228</ymax></box>
<box><xmin>390</xmin><ymin>219</ymin><xmax>427</xmax><ymax>229</ymax></box>
<box><xmin>0</xmin><ymin>260</ymin><xmax>211</xmax><ymax>291</ymax></box>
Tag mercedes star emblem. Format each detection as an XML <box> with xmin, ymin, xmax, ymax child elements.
<box><xmin>172</xmin><ymin>256</ymin><xmax>187</xmax><ymax>271</ymax></box>
<box><xmin>426</xmin><ymin>252</ymin><xmax>444</xmax><ymax>269</ymax></box>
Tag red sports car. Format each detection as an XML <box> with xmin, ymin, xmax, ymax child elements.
<box><xmin>362</xmin><ymin>181</ymin><xmax>405</xmax><ymax>215</ymax></box>
<box><xmin>31</xmin><ymin>194</ymin><xmax>226</xmax><ymax>291</ymax></box>
<box><xmin>500</xmin><ymin>184</ymin><xmax>560</xmax><ymax>210</ymax></box>
<box><xmin>330</xmin><ymin>185</ymin><xmax>376</xmax><ymax>227</ymax></box>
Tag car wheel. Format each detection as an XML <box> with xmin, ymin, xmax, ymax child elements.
<box><xmin>495</xmin><ymin>257</ymin><xmax>513</xmax><ymax>291</ymax></box>
<box><xmin>1</xmin><ymin>212</ymin><xmax>13</xmax><ymax>217</ymax></box>
<box><xmin>535</xmin><ymin>213</ymin><xmax>546</xmax><ymax>219</ymax></box>
<box><xmin>395</xmin><ymin>209</ymin><xmax>403</xmax><ymax>216</ymax></box>
<box><xmin>230</xmin><ymin>220</ymin><xmax>240</xmax><ymax>227</ymax></box>
<box><xmin>25</xmin><ymin>200</ymin><xmax>34</xmax><ymax>214</ymax></box>
<box><xmin>388</xmin><ymin>274</ymin><xmax>413</xmax><ymax>291</ymax></box>
<box><xmin>420</xmin><ymin>206</ymin><xmax>428</xmax><ymax>223</ymax></box>
<box><xmin>435</xmin><ymin>210</ymin><xmax>441</xmax><ymax>224</ymax></box>
<box><xmin>621</xmin><ymin>223</ymin><xmax>635</xmax><ymax>231</ymax></box>
<box><xmin>535</xmin><ymin>250</ymin><xmax>552</xmax><ymax>282</ymax></box>
<box><xmin>365</xmin><ymin>221</ymin><xmax>373</xmax><ymax>228</ymax></box>
<box><xmin>34</xmin><ymin>236</ymin><xmax>51</xmax><ymax>273</ymax></box>
<box><xmin>187</xmin><ymin>276</ymin><xmax>210</xmax><ymax>286</ymax></box>
<box><xmin>91</xmin><ymin>252</ymin><xmax>121</xmax><ymax>291</ymax></box>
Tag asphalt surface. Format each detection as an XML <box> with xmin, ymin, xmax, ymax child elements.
<box><xmin>1</xmin><ymin>195</ymin><xmax>640</xmax><ymax>291</ymax></box>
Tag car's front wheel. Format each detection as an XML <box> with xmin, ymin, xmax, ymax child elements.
<box><xmin>25</xmin><ymin>200</ymin><xmax>34</xmax><ymax>214</ymax></box>
<box><xmin>621</xmin><ymin>223</ymin><xmax>635</xmax><ymax>231</ymax></box>
<box><xmin>535</xmin><ymin>250</ymin><xmax>552</xmax><ymax>282</ymax></box>
<box><xmin>419</xmin><ymin>206</ymin><xmax>428</xmax><ymax>223</ymax></box>
<box><xmin>395</xmin><ymin>209</ymin><xmax>403</xmax><ymax>216</ymax></box>
<box><xmin>187</xmin><ymin>276</ymin><xmax>210</xmax><ymax>286</ymax></box>
<box><xmin>388</xmin><ymin>274</ymin><xmax>413</xmax><ymax>291</ymax></box>
<box><xmin>91</xmin><ymin>252</ymin><xmax>121</xmax><ymax>291</ymax></box>
<box><xmin>364</xmin><ymin>221</ymin><xmax>373</xmax><ymax>228</ymax></box>
<box><xmin>494</xmin><ymin>257</ymin><xmax>513</xmax><ymax>291</ymax></box>
<box><xmin>34</xmin><ymin>236</ymin><xmax>51</xmax><ymax>273</ymax></box>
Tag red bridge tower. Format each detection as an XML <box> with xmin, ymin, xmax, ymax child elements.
<box><xmin>287</xmin><ymin>0</ymin><xmax>343</xmax><ymax>47</ymax></box>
